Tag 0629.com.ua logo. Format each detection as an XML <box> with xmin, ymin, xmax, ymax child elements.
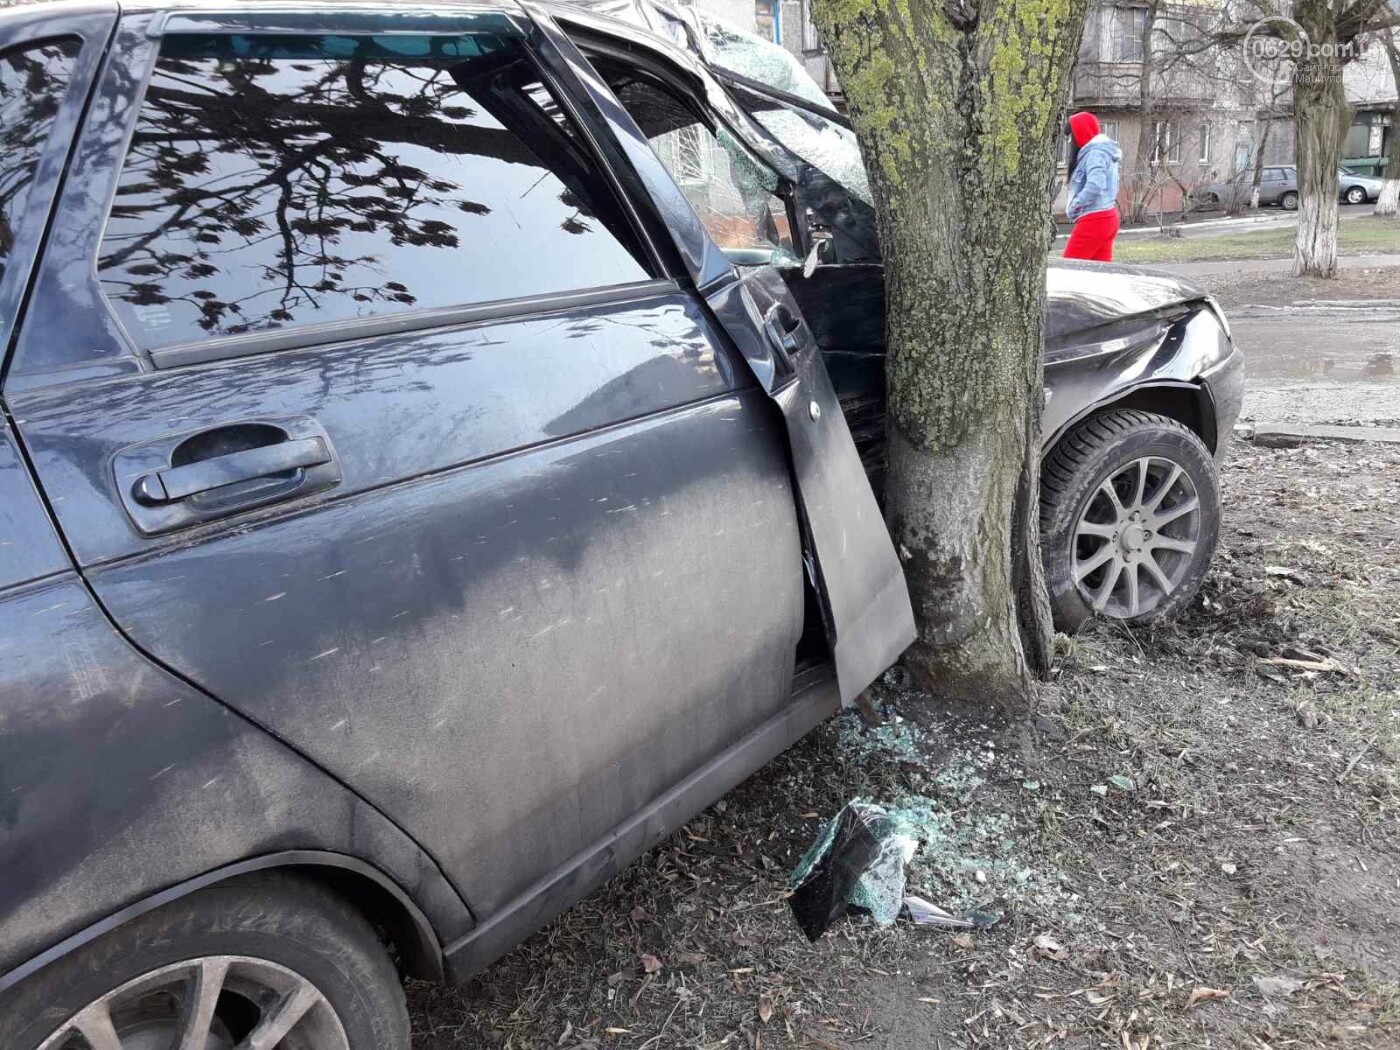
<box><xmin>1243</xmin><ymin>15</ymin><xmax>1365</xmax><ymax>87</ymax></box>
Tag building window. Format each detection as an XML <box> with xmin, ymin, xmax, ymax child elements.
<box><xmin>1151</xmin><ymin>121</ymin><xmax>1181</xmax><ymax>165</ymax></box>
<box><xmin>1109</xmin><ymin>7</ymin><xmax>1147</xmax><ymax>62</ymax></box>
<box><xmin>1101</xmin><ymin>120</ymin><xmax>1120</xmax><ymax>142</ymax></box>
<box><xmin>1199</xmin><ymin>123</ymin><xmax>1211</xmax><ymax>163</ymax></box>
<box><xmin>801</xmin><ymin>0</ymin><xmax>822</xmax><ymax>51</ymax></box>
<box><xmin>755</xmin><ymin>0</ymin><xmax>780</xmax><ymax>44</ymax></box>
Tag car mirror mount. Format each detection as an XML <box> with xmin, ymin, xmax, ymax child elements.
<box><xmin>802</xmin><ymin>222</ymin><xmax>834</xmax><ymax>278</ymax></box>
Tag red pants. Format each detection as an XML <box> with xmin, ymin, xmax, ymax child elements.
<box><xmin>1063</xmin><ymin>207</ymin><xmax>1120</xmax><ymax>261</ymax></box>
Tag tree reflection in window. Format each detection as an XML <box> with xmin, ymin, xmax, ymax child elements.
<box><xmin>0</xmin><ymin>38</ymin><xmax>80</xmax><ymax>282</ymax></box>
<box><xmin>99</xmin><ymin>32</ymin><xmax>651</xmax><ymax>350</ymax></box>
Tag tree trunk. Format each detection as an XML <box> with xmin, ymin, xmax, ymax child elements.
<box><xmin>1129</xmin><ymin>2</ymin><xmax>1160</xmax><ymax>225</ymax></box>
<box><xmin>1377</xmin><ymin>33</ymin><xmax>1400</xmax><ymax>217</ymax></box>
<box><xmin>810</xmin><ymin>0</ymin><xmax>1086</xmax><ymax>708</ymax></box>
<box><xmin>1249</xmin><ymin>116</ymin><xmax>1273</xmax><ymax>208</ymax></box>
<box><xmin>1291</xmin><ymin>0</ymin><xmax>1351</xmax><ymax>277</ymax></box>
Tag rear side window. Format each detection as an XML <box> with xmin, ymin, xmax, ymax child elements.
<box><xmin>98</xmin><ymin>33</ymin><xmax>653</xmax><ymax>350</ymax></box>
<box><xmin>0</xmin><ymin>38</ymin><xmax>81</xmax><ymax>284</ymax></box>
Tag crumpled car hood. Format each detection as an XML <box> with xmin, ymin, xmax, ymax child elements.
<box><xmin>1046</xmin><ymin>259</ymin><xmax>1207</xmax><ymax>342</ymax></box>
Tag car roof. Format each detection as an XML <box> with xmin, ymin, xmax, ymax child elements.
<box><xmin>117</xmin><ymin>0</ymin><xmax>524</xmax><ymax>16</ymax></box>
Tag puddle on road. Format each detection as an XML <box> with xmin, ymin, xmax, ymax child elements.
<box><xmin>1231</xmin><ymin>317</ymin><xmax>1399</xmax><ymax>385</ymax></box>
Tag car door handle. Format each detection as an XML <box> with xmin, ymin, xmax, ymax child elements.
<box><xmin>132</xmin><ymin>437</ymin><xmax>332</xmax><ymax>506</ymax></box>
<box><xmin>763</xmin><ymin>305</ymin><xmax>807</xmax><ymax>374</ymax></box>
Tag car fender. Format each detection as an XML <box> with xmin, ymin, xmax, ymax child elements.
<box><xmin>0</xmin><ymin>850</ymin><xmax>445</xmax><ymax>996</ymax></box>
<box><xmin>1043</xmin><ymin>306</ymin><xmax>1237</xmax><ymax>456</ymax></box>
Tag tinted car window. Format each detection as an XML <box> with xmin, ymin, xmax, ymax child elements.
<box><xmin>0</xmin><ymin>38</ymin><xmax>80</xmax><ymax>284</ymax></box>
<box><xmin>98</xmin><ymin>33</ymin><xmax>652</xmax><ymax>350</ymax></box>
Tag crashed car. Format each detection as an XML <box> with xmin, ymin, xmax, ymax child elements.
<box><xmin>554</xmin><ymin>0</ymin><xmax>1246</xmax><ymax>629</ymax></box>
<box><xmin>0</xmin><ymin>3</ymin><xmax>924</xmax><ymax>1046</ymax></box>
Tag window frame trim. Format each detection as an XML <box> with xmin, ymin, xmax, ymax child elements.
<box><xmin>98</xmin><ymin>20</ymin><xmax>673</xmax><ymax>371</ymax></box>
<box><xmin>148</xmin><ymin>278</ymin><xmax>680</xmax><ymax>369</ymax></box>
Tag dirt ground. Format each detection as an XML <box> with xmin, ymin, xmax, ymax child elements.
<box><xmin>407</xmin><ymin>438</ymin><xmax>1400</xmax><ymax>1049</ymax></box>
<box><xmin>1202</xmin><ymin>263</ymin><xmax>1400</xmax><ymax>311</ymax></box>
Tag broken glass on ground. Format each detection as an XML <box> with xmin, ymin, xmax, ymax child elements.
<box><xmin>787</xmin><ymin>801</ymin><xmax>919</xmax><ymax>941</ymax></box>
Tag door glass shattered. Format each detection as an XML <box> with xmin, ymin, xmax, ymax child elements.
<box><xmin>597</xmin><ymin>60</ymin><xmax>798</xmax><ymax>267</ymax></box>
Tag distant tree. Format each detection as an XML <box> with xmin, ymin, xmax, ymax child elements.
<box><xmin>1377</xmin><ymin>28</ymin><xmax>1400</xmax><ymax>216</ymax></box>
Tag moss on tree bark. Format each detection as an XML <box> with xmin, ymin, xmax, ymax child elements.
<box><xmin>811</xmin><ymin>0</ymin><xmax>1088</xmax><ymax>707</ymax></box>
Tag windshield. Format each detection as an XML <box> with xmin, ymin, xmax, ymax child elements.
<box><xmin>694</xmin><ymin>12</ymin><xmax>835</xmax><ymax>111</ymax></box>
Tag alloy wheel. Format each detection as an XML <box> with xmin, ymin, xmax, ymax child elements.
<box><xmin>1070</xmin><ymin>456</ymin><xmax>1201</xmax><ymax>619</ymax></box>
<box><xmin>36</xmin><ymin>955</ymin><xmax>350</xmax><ymax>1050</ymax></box>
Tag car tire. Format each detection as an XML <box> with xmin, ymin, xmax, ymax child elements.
<box><xmin>1040</xmin><ymin>408</ymin><xmax>1220</xmax><ymax>633</ymax></box>
<box><xmin>1280</xmin><ymin>190</ymin><xmax>1299</xmax><ymax>210</ymax></box>
<box><xmin>1344</xmin><ymin>185</ymin><xmax>1366</xmax><ymax>205</ymax></box>
<box><xmin>0</xmin><ymin>873</ymin><xmax>410</xmax><ymax>1050</ymax></box>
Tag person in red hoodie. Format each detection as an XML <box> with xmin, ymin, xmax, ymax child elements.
<box><xmin>1062</xmin><ymin>111</ymin><xmax>1122</xmax><ymax>262</ymax></box>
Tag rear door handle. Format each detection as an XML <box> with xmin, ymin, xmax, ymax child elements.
<box><xmin>132</xmin><ymin>437</ymin><xmax>331</xmax><ymax>505</ymax></box>
<box><xmin>114</xmin><ymin>416</ymin><xmax>341</xmax><ymax>536</ymax></box>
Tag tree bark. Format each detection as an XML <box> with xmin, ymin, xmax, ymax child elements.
<box><xmin>1129</xmin><ymin>0</ymin><xmax>1161</xmax><ymax>225</ymax></box>
<box><xmin>1291</xmin><ymin>0</ymin><xmax>1351</xmax><ymax>277</ymax></box>
<box><xmin>1377</xmin><ymin>32</ymin><xmax>1400</xmax><ymax>217</ymax></box>
<box><xmin>810</xmin><ymin>0</ymin><xmax>1086</xmax><ymax>708</ymax></box>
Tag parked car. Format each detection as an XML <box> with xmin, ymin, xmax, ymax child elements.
<box><xmin>1206</xmin><ymin>165</ymin><xmax>1383</xmax><ymax>210</ymax></box>
<box><xmin>557</xmin><ymin>0</ymin><xmax>1244</xmax><ymax>627</ymax></box>
<box><xmin>0</xmin><ymin>2</ymin><xmax>1240</xmax><ymax>1047</ymax></box>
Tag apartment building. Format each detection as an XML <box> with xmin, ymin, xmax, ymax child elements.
<box><xmin>681</xmin><ymin>0</ymin><xmax>1393</xmax><ymax>212</ymax></box>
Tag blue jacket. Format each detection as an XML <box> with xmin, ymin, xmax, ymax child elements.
<box><xmin>1067</xmin><ymin>135</ymin><xmax>1121</xmax><ymax>222</ymax></box>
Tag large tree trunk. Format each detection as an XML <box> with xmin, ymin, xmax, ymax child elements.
<box><xmin>810</xmin><ymin>0</ymin><xmax>1086</xmax><ymax>708</ymax></box>
<box><xmin>1377</xmin><ymin>33</ymin><xmax>1400</xmax><ymax>217</ymax></box>
<box><xmin>1291</xmin><ymin>0</ymin><xmax>1351</xmax><ymax>277</ymax></box>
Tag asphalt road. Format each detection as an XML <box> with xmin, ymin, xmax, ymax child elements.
<box><xmin>1141</xmin><ymin>256</ymin><xmax>1400</xmax><ymax>429</ymax></box>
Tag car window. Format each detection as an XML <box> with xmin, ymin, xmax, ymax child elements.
<box><xmin>98</xmin><ymin>32</ymin><xmax>653</xmax><ymax>350</ymax></box>
<box><xmin>592</xmin><ymin>59</ymin><xmax>795</xmax><ymax>267</ymax></box>
<box><xmin>0</xmin><ymin>37</ymin><xmax>81</xmax><ymax>285</ymax></box>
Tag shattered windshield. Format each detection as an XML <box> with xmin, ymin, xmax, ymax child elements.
<box><xmin>729</xmin><ymin>84</ymin><xmax>872</xmax><ymax>205</ymax></box>
<box><xmin>695</xmin><ymin>12</ymin><xmax>834</xmax><ymax>111</ymax></box>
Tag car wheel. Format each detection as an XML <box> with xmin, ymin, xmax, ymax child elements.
<box><xmin>0</xmin><ymin>874</ymin><xmax>410</xmax><ymax>1050</ymax></box>
<box><xmin>1040</xmin><ymin>408</ymin><xmax>1220</xmax><ymax>633</ymax></box>
<box><xmin>1344</xmin><ymin>185</ymin><xmax>1366</xmax><ymax>205</ymax></box>
<box><xmin>1280</xmin><ymin>190</ymin><xmax>1299</xmax><ymax>210</ymax></box>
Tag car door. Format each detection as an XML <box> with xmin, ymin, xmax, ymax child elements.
<box><xmin>534</xmin><ymin>14</ymin><xmax>915</xmax><ymax>700</ymax></box>
<box><xmin>6</xmin><ymin>5</ymin><xmax>814</xmax><ymax>920</ymax></box>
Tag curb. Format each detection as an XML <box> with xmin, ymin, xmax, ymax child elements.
<box><xmin>1237</xmin><ymin>422</ymin><xmax>1400</xmax><ymax>447</ymax></box>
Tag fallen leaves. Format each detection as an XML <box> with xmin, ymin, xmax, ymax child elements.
<box><xmin>640</xmin><ymin>954</ymin><xmax>661</xmax><ymax>975</ymax></box>
<box><xmin>1185</xmin><ymin>987</ymin><xmax>1231</xmax><ymax>1010</ymax></box>
<box><xmin>1253</xmin><ymin>975</ymin><xmax>1306</xmax><ymax>998</ymax></box>
<box><xmin>1033</xmin><ymin>933</ymin><xmax>1069</xmax><ymax>962</ymax></box>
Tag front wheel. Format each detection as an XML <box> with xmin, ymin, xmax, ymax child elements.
<box><xmin>0</xmin><ymin>874</ymin><xmax>410</xmax><ymax>1050</ymax></box>
<box><xmin>1344</xmin><ymin>185</ymin><xmax>1366</xmax><ymax>205</ymax></box>
<box><xmin>1281</xmin><ymin>190</ymin><xmax>1299</xmax><ymax>210</ymax></box>
<box><xmin>1040</xmin><ymin>409</ymin><xmax>1220</xmax><ymax>632</ymax></box>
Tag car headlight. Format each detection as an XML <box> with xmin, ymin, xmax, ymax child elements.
<box><xmin>1203</xmin><ymin>294</ymin><xmax>1232</xmax><ymax>343</ymax></box>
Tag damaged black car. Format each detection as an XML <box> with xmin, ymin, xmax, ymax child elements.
<box><xmin>553</xmin><ymin>0</ymin><xmax>1246</xmax><ymax>628</ymax></box>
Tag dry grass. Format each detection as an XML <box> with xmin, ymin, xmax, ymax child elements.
<box><xmin>1114</xmin><ymin>216</ymin><xmax>1400</xmax><ymax>265</ymax></box>
<box><xmin>409</xmin><ymin>440</ymin><xmax>1400</xmax><ymax>1049</ymax></box>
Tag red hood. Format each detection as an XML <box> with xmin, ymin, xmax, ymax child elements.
<box><xmin>1069</xmin><ymin>111</ymin><xmax>1100</xmax><ymax>147</ymax></box>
